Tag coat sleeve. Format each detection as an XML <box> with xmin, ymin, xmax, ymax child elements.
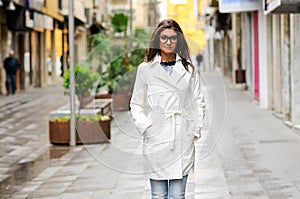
<box><xmin>190</xmin><ymin>68</ymin><xmax>206</xmax><ymax>139</ymax></box>
<box><xmin>130</xmin><ymin>64</ymin><xmax>152</xmax><ymax>135</ymax></box>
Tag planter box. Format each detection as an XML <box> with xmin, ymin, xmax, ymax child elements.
<box><xmin>49</xmin><ymin>120</ymin><xmax>111</xmax><ymax>145</ymax></box>
<box><xmin>49</xmin><ymin>121</ymin><xmax>71</xmax><ymax>144</ymax></box>
<box><xmin>235</xmin><ymin>69</ymin><xmax>246</xmax><ymax>84</ymax></box>
<box><xmin>95</xmin><ymin>93</ymin><xmax>112</xmax><ymax>99</ymax></box>
<box><xmin>76</xmin><ymin>120</ymin><xmax>111</xmax><ymax>144</ymax></box>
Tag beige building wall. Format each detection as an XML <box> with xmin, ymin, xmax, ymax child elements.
<box><xmin>0</xmin><ymin>10</ymin><xmax>7</xmax><ymax>94</ymax></box>
<box><xmin>133</xmin><ymin>0</ymin><xmax>148</xmax><ymax>28</ymax></box>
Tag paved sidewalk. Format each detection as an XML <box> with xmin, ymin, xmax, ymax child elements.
<box><xmin>0</xmin><ymin>85</ymin><xmax>69</xmax><ymax>198</ymax></box>
<box><xmin>1</xmin><ymin>70</ymin><xmax>300</xmax><ymax>199</ymax></box>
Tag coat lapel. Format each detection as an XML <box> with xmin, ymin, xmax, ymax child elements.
<box><xmin>149</xmin><ymin>54</ymin><xmax>188</xmax><ymax>89</ymax></box>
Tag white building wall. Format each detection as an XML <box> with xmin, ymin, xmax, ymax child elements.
<box><xmin>258</xmin><ymin>10</ymin><xmax>268</xmax><ymax>109</ymax></box>
<box><xmin>272</xmin><ymin>15</ymin><xmax>283</xmax><ymax>115</ymax></box>
<box><xmin>290</xmin><ymin>14</ymin><xmax>300</xmax><ymax>128</ymax></box>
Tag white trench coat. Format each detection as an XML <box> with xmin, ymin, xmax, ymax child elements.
<box><xmin>130</xmin><ymin>54</ymin><xmax>205</xmax><ymax>180</ymax></box>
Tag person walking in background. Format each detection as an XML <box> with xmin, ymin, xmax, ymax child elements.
<box><xmin>4</xmin><ymin>50</ymin><xmax>19</xmax><ymax>95</ymax></box>
<box><xmin>196</xmin><ymin>52</ymin><xmax>203</xmax><ymax>70</ymax></box>
<box><xmin>130</xmin><ymin>19</ymin><xmax>206</xmax><ymax>199</ymax></box>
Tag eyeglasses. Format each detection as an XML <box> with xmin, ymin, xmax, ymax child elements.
<box><xmin>159</xmin><ymin>35</ymin><xmax>177</xmax><ymax>44</ymax></box>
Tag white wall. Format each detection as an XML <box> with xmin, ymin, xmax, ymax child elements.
<box><xmin>258</xmin><ymin>10</ymin><xmax>268</xmax><ymax>109</ymax></box>
<box><xmin>290</xmin><ymin>14</ymin><xmax>300</xmax><ymax>128</ymax></box>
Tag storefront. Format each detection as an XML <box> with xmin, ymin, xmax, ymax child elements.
<box><xmin>264</xmin><ymin>0</ymin><xmax>300</xmax><ymax>127</ymax></box>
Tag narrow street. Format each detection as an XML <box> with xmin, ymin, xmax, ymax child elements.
<box><xmin>0</xmin><ymin>83</ymin><xmax>70</xmax><ymax>198</ymax></box>
<box><xmin>0</xmin><ymin>70</ymin><xmax>300</xmax><ymax>198</ymax></box>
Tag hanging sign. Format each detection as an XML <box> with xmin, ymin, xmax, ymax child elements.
<box><xmin>219</xmin><ymin>0</ymin><xmax>261</xmax><ymax>13</ymax></box>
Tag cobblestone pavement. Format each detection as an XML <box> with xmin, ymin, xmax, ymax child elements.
<box><xmin>1</xmin><ymin>70</ymin><xmax>300</xmax><ymax>199</ymax></box>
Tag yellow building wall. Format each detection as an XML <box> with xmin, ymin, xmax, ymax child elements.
<box><xmin>167</xmin><ymin>0</ymin><xmax>205</xmax><ymax>54</ymax></box>
<box><xmin>42</xmin><ymin>0</ymin><xmax>64</xmax><ymax>21</ymax></box>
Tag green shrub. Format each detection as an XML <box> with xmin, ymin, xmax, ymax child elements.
<box><xmin>63</xmin><ymin>64</ymin><xmax>99</xmax><ymax>97</ymax></box>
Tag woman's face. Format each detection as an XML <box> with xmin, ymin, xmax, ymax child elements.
<box><xmin>159</xmin><ymin>28</ymin><xmax>177</xmax><ymax>55</ymax></box>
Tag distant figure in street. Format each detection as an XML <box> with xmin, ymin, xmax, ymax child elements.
<box><xmin>60</xmin><ymin>54</ymin><xmax>64</xmax><ymax>77</ymax></box>
<box><xmin>196</xmin><ymin>53</ymin><xmax>203</xmax><ymax>69</ymax></box>
<box><xmin>130</xmin><ymin>19</ymin><xmax>206</xmax><ymax>199</ymax></box>
<box><xmin>4</xmin><ymin>50</ymin><xmax>19</xmax><ymax>95</ymax></box>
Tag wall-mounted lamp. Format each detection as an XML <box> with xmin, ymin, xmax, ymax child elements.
<box><xmin>0</xmin><ymin>0</ymin><xmax>3</xmax><ymax>7</ymax></box>
<box><xmin>7</xmin><ymin>1</ymin><xmax>16</xmax><ymax>11</ymax></box>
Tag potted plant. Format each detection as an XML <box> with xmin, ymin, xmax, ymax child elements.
<box><xmin>94</xmin><ymin>28</ymin><xmax>150</xmax><ymax>111</ymax></box>
<box><xmin>63</xmin><ymin>64</ymin><xmax>99</xmax><ymax>108</ymax></box>
<box><xmin>49</xmin><ymin>116</ymin><xmax>71</xmax><ymax>144</ymax></box>
<box><xmin>49</xmin><ymin>64</ymin><xmax>111</xmax><ymax>145</ymax></box>
<box><xmin>49</xmin><ymin>115</ymin><xmax>111</xmax><ymax>145</ymax></box>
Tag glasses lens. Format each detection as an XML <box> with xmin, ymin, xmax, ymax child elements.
<box><xmin>160</xmin><ymin>36</ymin><xmax>168</xmax><ymax>43</ymax></box>
<box><xmin>170</xmin><ymin>36</ymin><xmax>177</xmax><ymax>42</ymax></box>
<box><xmin>160</xmin><ymin>35</ymin><xmax>177</xmax><ymax>43</ymax></box>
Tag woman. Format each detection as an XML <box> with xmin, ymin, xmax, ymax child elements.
<box><xmin>130</xmin><ymin>19</ymin><xmax>205</xmax><ymax>198</ymax></box>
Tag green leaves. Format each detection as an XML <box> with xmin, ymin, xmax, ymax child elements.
<box><xmin>51</xmin><ymin>114</ymin><xmax>110</xmax><ymax>122</ymax></box>
<box><xmin>111</xmin><ymin>13</ymin><xmax>128</xmax><ymax>33</ymax></box>
<box><xmin>63</xmin><ymin>65</ymin><xmax>99</xmax><ymax>96</ymax></box>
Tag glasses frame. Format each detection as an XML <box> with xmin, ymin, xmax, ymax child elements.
<box><xmin>159</xmin><ymin>35</ymin><xmax>178</xmax><ymax>44</ymax></box>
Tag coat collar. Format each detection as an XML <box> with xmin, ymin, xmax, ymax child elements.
<box><xmin>151</xmin><ymin>53</ymin><xmax>182</xmax><ymax>65</ymax></box>
<box><xmin>149</xmin><ymin>53</ymin><xmax>188</xmax><ymax>89</ymax></box>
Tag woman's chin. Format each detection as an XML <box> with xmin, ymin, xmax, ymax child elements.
<box><xmin>162</xmin><ymin>49</ymin><xmax>175</xmax><ymax>54</ymax></box>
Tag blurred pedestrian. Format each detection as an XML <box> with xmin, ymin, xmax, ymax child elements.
<box><xmin>4</xmin><ymin>50</ymin><xmax>19</xmax><ymax>95</ymax></box>
<box><xmin>60</xmin><ymin>54</ymin><xmax>64</xmax><ymax>77</ymax></box>
<box><xmin>196</xmin><ymin>52</ymin><xmax>203</xmax><ymax>69</ymax></box>
<box><xmin>130</xmin><ymin>19</ymin><xmax>206</xmax><ymax>199</ymax></box>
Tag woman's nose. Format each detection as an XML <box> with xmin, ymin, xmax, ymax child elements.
<box><xmin>166</xmin><ymin>38</ymin><xmax>172</xmax><ymax>44</ymax></box>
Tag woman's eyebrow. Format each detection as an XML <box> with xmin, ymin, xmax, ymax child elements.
<box><xmin>160</xmin><ymin>34</ymin><xmax>177</xmax><ymax>37</ymax></box>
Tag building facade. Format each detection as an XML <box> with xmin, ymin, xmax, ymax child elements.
<box><xmin>207</xmin><ymin>0</ymin><xmax>300</xmax><ymax>129</ymax></box>
<box><xmin>167</xmin><ymin>0</ymin><xmax>206</xmax><ymax>55</ymax></box>
<box><xmin>0</xmin><ymin>0</ymin><xmax>93</xmax><ymax>94</ymax></box>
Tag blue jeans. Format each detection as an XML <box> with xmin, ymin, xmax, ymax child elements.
<box><xmin>5</xmin><ymin>74</ymin><xmax>17</xmax><ymax>94</ymax></box>
<box><xmin>150</xmin><ymin>175</ymin><xmax>188</xmax><ymax>199</ymax></box>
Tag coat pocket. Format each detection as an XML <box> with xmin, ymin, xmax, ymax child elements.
<box><xmin>182</xmin><ymin>117</ymin><xmax>196</xmax><ymax>135</ymax></box>
<box><xmin>144</xmin><ymin>106</ymin><xmax>173</xmax><ymax>144</ymax></box>
<box><xmin>144</xmin><ymin>107</ymin><xmax>163</xmax><ymax>137</ymax></box>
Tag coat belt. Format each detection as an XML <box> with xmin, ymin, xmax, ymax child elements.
<box><xmin>165</xmin><ymin>110</ymin><xmax>181</xmax><ymax>150</ymax></box>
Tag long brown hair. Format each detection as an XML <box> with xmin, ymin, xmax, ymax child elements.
<box><xmin>145</xmin><ymin>19</ymin><xmax>194</xmax><ymax>73</ymax></box>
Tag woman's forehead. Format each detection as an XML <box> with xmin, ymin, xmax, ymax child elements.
<box><xmin>160</xmin><ymin>29</ymin><xmax>177</xmax><ymax>36</ymax></box>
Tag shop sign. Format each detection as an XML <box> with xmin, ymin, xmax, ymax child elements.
<box><xmin>264</xmin><ymin>0</ymin><xmax>300</xmax><ymax>13</ymax></box>
<box><xmin>25</xmin><ymin>10</ymin><xmax>34</xmax><ymax>28</ymax></box>
<box><xmin>219</xmin><ymin>0</ymin><xmax>261</xmax><ymax>13</ymax></box>
<box><xmin>33</xmin><ymin>12</ymin><xmax>53</xmax><ymax>31</ymax></box>
<box><xmin>264</xmin><ymin>0</ymin><xmax>281</xmax><ymax>13</ymax></box>
<box><xmin>44</xmin><ymin>15</ymin><xmax>53</xmax><ymax>31</ymax></box>
<box><xmin>33</xmin><ymin>12</ymin><xmax>44</xmax><ymax>31</ymax></box>
<box><xmin>28</xmin><ymin>0</ymin><xmax>45</xmax><ymax>11</ymax></box>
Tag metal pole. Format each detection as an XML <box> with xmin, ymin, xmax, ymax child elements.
<box><xmin>129</xmin><ymin>0</ymin><xmax>132</xmax><ymax>36</ymax></box>
<box><xmin>69</xmin><ymin>0</ymin><xmax>76</xmax><ymax>146</ymax></box>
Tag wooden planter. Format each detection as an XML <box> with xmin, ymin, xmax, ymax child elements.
<box><xmin>95</xmin><ymin>93</ymin><xmax>112</xmax><ymax>99</ymax></box>
<box><xmin>49</xmin><ymin>121</ymin><xmax>71</xmax><ymax>144</ymax></box>
<box><xmin>49</xmin><ymin>120</ymin><xmax>111</xmax><ymax>145</ymax></box>
<box><xmin>235</xmin><ymin>69</ymin><xmax>246</xmax><ymax>84</ymax></box>
<box><xmin>76</xmin><ymin>120</ymin><xmax>111</xmax><ymax>144</ymax></box>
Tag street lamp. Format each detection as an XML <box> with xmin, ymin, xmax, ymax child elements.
<box><xmin>0</xmin><ymin>0</ymin><xmax>3</xmax><ymax>7</ymax></box>
<box><xmin>7</xmin><ymin>1</ymin><xmax>16</xmax><ymax>10</ymax></box>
